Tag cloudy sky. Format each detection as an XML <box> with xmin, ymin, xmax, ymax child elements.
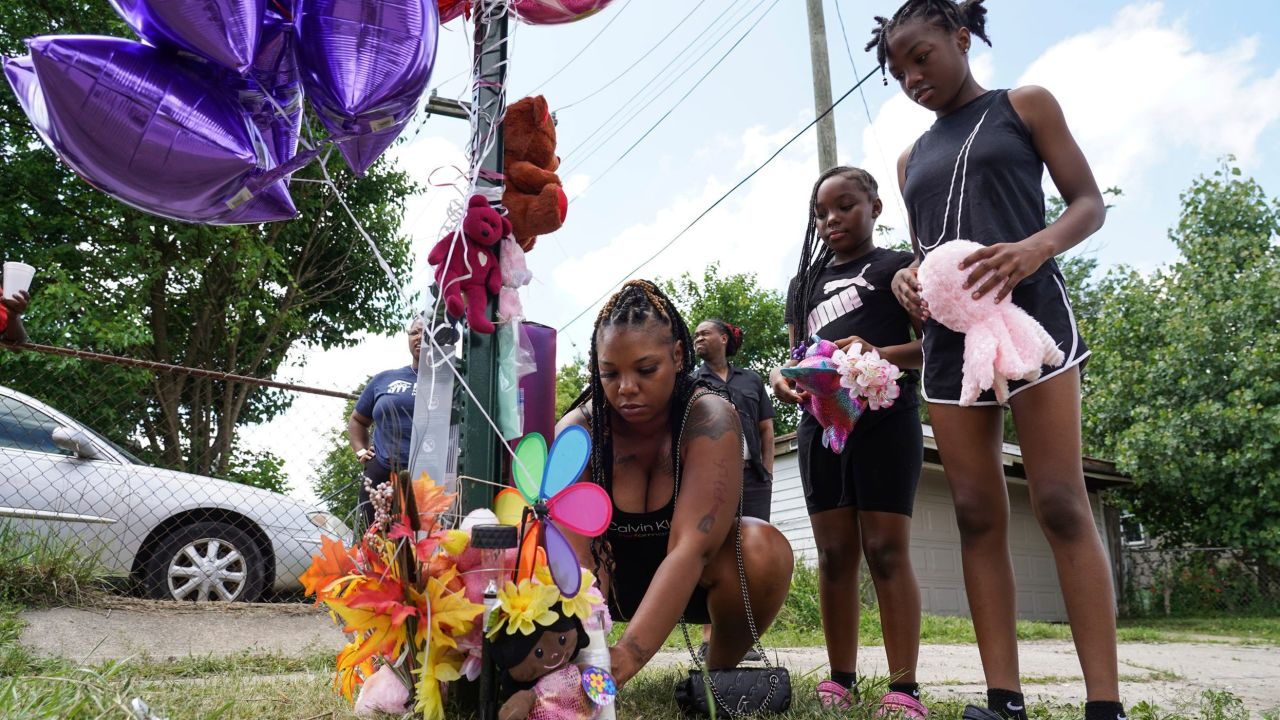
<box><xmin>259</xmin><ymin>0</ymin><xmax>1280</xmax><ymax>499</ymax></box>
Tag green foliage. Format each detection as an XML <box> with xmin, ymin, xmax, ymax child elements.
<box><xmin>1081</xmin><ymin>161</ymin><xmax>1280</xmax><ymax>570</ymax></box>
<box><xmin>223</xmin><ymin>447</ymin><xmax>289</xmax><ymax>494</ymax></box>
<box><xmin>659</xmin><ymin>263</ymin><xmax>795</xmax><ymax>433</ymax></box>
<box><xmin>0</xmin><ymin>0</ymin><xmax>417</xmax><ymax>484</ymax></box>
<box><xmin>312</xmin><ymin>398</ymin><xmax>363</xmax><ymax>525</ymax></box>
<box><xmin>554</xmin><ymin>356</ymin><xmax>589</xmax><ymax>420</ymax></box>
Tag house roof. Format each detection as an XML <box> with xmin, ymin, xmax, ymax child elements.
<box><xmin>773</xmin><ymin>424</ymin><xmax>1131</xmax><ymax>493</ymax></box>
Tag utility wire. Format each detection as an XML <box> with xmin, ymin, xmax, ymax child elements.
<box><xmin>525</xmin><ymin>0</ymin><xmax>634</xmax><ymax>94</ymax></box>
<box><xmin>557</xmin><ymin>0</ymin><xmax>711</xmax><ymax>112</ymax></box>
<box><xmin>556</xmin><ymin>66</ymin><xmax>881</xmax><ymax>333</ymax></box>
<box><xmin>565</xmin><ymin>0</ymin><xmax>784</xmax><ymax>197</ymax></box>
<box><xmin>560</xmin><ymin>0</ymin><xmax>762</xmax><ymax>164</ymax></box>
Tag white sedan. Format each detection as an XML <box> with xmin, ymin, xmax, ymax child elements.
<box><xmin>0</xmin><ymin>385</ymin><xmax>348</xmax><ymax>602</ymax></box>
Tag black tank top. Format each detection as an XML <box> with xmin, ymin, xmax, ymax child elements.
<box><xmin>903</xmin><ymin>89</ymin><xmax>1059</xmax><ymax>285</ymax></box>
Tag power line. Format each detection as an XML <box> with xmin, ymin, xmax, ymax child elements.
<box><xmin>565</xmin><ymin>0</ymin><xmax>784</xmax><ymax>197</ymax></box>
<box><xmin>560</xmin><ymin>0</ymin><xmax>762</xmax><ymax>165</ymax></box>
<box><xmin>557</xmin><ymin>0</ymin><xmax>711</xmax><ymax>112</ymax></box>
<box><xmin>524</xmin><ymin>0</ymin><xmax>634</xmax><ymax>94</ymax></box>
<box><xmin>556</xmin><ymin>66</ymin><xmax>881</xmax><ymax>333</ymax></box>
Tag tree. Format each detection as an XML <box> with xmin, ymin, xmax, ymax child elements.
<box><xmin>554</xmin><ymin>357</ymin><xmax>589</xmax><ymax>420</ymax></box>
<box><xmin>1081</xmin><ymin>161</ymin><xmax>1280</xmax><ymax>573</ymax></box>
<box><xmin>658</xmin><ymin>264</ymin><xmax>795</xmax><ymax>433</ymax></box>
<box><xmin>0</xmin><ymin>1</ymin><xmax>416</xmax><ymax>483</ymax></box>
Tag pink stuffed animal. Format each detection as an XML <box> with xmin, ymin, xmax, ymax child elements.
<box><xmin>498</xmin><ymin>234</ymin><xmax>533</xmax><ymax>322</ymax></box>
<box><xmin>918</xmin><ymin>240</ymin><xmax>1064</xmax><ymax>405</ymax></box>
<box><xmin>429</xmin><ymin>195</ymin><xmax>511</xmax><ymax>334</ymax></box>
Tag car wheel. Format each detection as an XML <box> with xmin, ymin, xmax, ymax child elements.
<box><xmin>144</xmin><ymin>521</ymin><xmax>265</xmax><ymax>602</ymax></box>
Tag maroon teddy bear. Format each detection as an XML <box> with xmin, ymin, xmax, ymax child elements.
<box><xmin>428</xmin><ymin>195</ymin><xmax>511</xmax><ymax>334</ymax></box>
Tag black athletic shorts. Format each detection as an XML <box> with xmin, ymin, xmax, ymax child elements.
<box><xmin>921</xmin><ymin>272</ymin><xmax>1089</xmax><ymax>406</ymax></box>
<box><xmin>797</xmin><ymin>399</ymin><xmax>923</xmax><ymax>516</ymax></box>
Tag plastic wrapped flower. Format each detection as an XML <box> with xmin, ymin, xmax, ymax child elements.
<box><xmin>489</xmin><ymin>578</ymin><xmax>559</xmax><ymax>637</ymax></box>
<box><xmin>838</xmin><ymin>343</ymin><xmax>904</xmax><ymax>411</ymax></box>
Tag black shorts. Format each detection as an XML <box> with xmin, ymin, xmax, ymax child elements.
<box><xmin>797</xmin><ymin>401</ymin><xmax>923</xmax><ymax>516</ymax></box>
<box><xmin>922</xmin><ymin>272</ymin><xmax>1089</xmax><ymax>406</ymax></box>
<box><xmin>741</xmin><ymin>465</ymin><xmax>772</xmax><ymax>522</ymax></box>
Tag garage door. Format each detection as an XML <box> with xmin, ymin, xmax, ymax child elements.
<box><xmin>772</xmin><ymin>455</ymin><xmax>1110</xmax><ymax>623</ymax></box>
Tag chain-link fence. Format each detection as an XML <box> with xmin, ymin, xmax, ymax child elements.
<box><xmin>0</xmin><ymin>341</ymin><xmax>362</xmax><ymax>603</ymax></box>
<box><xmin>1118</xmin><ymin>545</ymin><xmax>1280</xmax><ymax>618</ymax></box>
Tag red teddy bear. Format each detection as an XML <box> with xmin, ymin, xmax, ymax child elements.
<box><xmin>428</xmin><ymin>195</ymin><xmax>511</xmax><ymax>334</ymax></box>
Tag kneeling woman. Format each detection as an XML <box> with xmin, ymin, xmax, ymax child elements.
<box><xmin>558</xmin><ymin>280</ymin><xmax>794</xmax><ymax>687</ymax></box>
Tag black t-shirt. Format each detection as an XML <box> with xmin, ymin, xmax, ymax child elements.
<box><xmin>693</xmin><ymin>364</ymin><xmax>775</xmax><ymax>480</ymax></box>
<box><xmin>788</xmin><ymin>247</ymin><xmax>920</xmax><ymax>400</ymax></box>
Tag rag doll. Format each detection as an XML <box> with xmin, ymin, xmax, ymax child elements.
<box><xmin>492</xmin><ymin>609</ymin><xmax>593</xmax><ymax>720</ymax></box>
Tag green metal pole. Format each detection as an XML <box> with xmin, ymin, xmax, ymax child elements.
<box><xmin>458</xmin><ymin>0</ymin><xmax>508</xmax><ymax>516</ymax></box>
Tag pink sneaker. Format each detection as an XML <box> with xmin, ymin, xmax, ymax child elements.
<box><xmin>816</xmin><ymin>680</ymin><xmax>855</xmax><ymax>711</ymax></box>
<box><xmin>877</xmin><ymin>691</ymin><xmax>929</xmax><ymax>718</ymax></box>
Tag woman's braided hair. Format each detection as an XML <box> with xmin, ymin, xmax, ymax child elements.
<box><xmin>568</xmin><ymin>279</ymin><xmax>698</xmax><ymax>584</ymax></box>
<box><xmin>866</xmin><ymin>0</ymin><xmax>991</xmax><ymax>80</ymax></box>
<box><xmin>785</xmin><ymin>166</ymin><xmax>880</xmax><ymax>341</ymax></box>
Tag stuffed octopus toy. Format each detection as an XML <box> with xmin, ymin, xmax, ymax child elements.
<box><xmin>780</xmin><ymin>338</ymin><xmax>867</xmax><ymax>454</ymax></box>
<box><xmin>918</xmin><ymin>240</ymin><xmax>1065</xmax><ymax>406</ymax></box>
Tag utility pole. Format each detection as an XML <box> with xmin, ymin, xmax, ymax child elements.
<box><xmin>457</xmin><ymin>0</ymin><xmax>509</xmax><ymax>515</ymax></box>
<box><xmin>806</xmin><ymin>0</ymin><xmax>838</xmax><ymax>172</ymax></box>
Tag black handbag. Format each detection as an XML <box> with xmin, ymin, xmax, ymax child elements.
<box><xmin>670</xmin><ymin>391</ymin><xmax>794</xmax><ymax>718</ymax></box>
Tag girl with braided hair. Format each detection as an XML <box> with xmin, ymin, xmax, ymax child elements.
<box><xmin>557</xmin><ymin>280</ymin><xmax>793</xmax><ymax>689</ymax></box>
<box><xmin>771</xmin><ymin>166</ymin><xmax>927</xmax><ymax>716</ymax></box>
<box><xmin>870</xmin><ymin>2</ymin><xmax>1124</xmax><ymax>720</ymax></box>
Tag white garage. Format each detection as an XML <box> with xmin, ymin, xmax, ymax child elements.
<box><xmin>768</xmin><ymin>426</ymin><xmax>1129</xmax><ymax>622</ymax></box>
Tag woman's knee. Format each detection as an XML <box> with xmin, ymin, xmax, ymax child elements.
<box><xmin>862</xmin><ymin>534</ymin><xmax>909</xmax><ymax>582</ymax></box>
<box><xmin>816</xmin><ymin>542</ymin><xmax>859</xmax><ymax>583</ymax></box>
<box><xmin>951</xmin><ymin>487</ymin><xmax>1008</xmax><ymax>546</ymax></box>
<box><xmin>1031</xmin><ymin>483</ymin><xmax>1095</xmax><ymax>544</ymax></box>
<box><xmin>741</xmin><ymin>520</ymin><xmax>793</xmax><ymax>599</ymax></box>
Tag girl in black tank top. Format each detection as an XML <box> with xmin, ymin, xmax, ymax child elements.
<box><xmin>557</xmin><ymin>280</ymin><xmax>794</xmax><ymax>688</ymax></box>
<box><xmin>870</xmin><ymin>3</ymin><xmax>1127</xmax><ymax>720</ymax></box>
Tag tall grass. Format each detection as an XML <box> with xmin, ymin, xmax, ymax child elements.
<box><xmin>0</xmin><ymin>523</ymin><xmax>106</xmax><ymax>607</ymax></box>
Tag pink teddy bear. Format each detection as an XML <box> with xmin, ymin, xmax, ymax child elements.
<box><xmin>429</xmin><ymin>195</ymin><xmax>510</xmax><ymax>334</ymax></box>
<box><xmin>918</xmin><ymin>240</ymin><xmax>1064</xmax><ymax>405</ymax></box>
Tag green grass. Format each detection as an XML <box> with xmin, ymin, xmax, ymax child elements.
<box><xmin>0</xmin><ymin>524</ymin><xmax>105</xmax><ymax>608</ymax></box>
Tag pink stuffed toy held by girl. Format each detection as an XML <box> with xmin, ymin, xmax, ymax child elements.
<box><xmin>918</xmin><ymin>240</ymin><xmax>1064</xmax><ymax>405</ymax></box>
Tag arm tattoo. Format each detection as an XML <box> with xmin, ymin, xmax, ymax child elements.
<box><xmin>685</xmin><ymin>398</ymin><xmax>738</xmax><ymax>443</ymax></box>
<box><xmin>697</xmin><ymin>462</ymin><xmax>732</xmax><ymax>534</ymax></box>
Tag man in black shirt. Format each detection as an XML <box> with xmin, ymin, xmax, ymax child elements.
<box><xmin>692</xmin><ymin>319</ymin><xmax>775</xmax><ymax>521</ymax></box>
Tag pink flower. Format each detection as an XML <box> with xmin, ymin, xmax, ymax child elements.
<box><xmin>836</xmin><ymin>345</ymin><xmax>903</xmax><ymax>410</ymax></box>
<box><xmin>354</xmin><ymin>664</ymin><xmax>411</xmax><ymax>716</ymax></box>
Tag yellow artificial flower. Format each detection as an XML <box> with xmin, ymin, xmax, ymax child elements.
<box><xmin>489</xmin><ymin>579</ymin><xmax>559</xmax><ymax>638</ymax></box>
<box><xmin>560</xmin><ymin>568</ymin><xmax>605</xmax><ymax>623</ymax></box>
<box><xmin>332</xmin><ymin>647</ymin><xmax>375</xmax><ymax>702</ymax></box>
<box><xmin>440</xmin><ymin>529</ymin><xmax>469</xmax><ymax>557</ymax></box>
<box><xmin>416</xmin><ymin>643</ymin><xmax>463</xmax><ymax>720</ymax></box>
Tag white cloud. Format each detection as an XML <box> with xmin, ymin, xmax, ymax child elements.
<box><xmin>1018</xmin><ymin>2</ymin><xmax>1280</xmax><ymax>189</ymax></box>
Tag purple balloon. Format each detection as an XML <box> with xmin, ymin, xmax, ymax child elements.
<box><xmin>295</xmin><ymin>0</ymin><xmax>439</xmax><ymax>176</ymax></box>
<box><xmin>109</xmin><ymin>0</ymin><xmax>265</xmax><ymax>74</ymax></box>
<box><xmin>15</xmin><ymin>36</ymin><xmax>295</xmax><ymax>225</ymax></box>
<box><xmin>3</xmin><ymin>56</ymin><xmax>54</xmax><ymax>147</ymax></box>
<box><xmin>239</xmin><ymin>10</ymin><xmax>304</xmax><ymax>164</ymax></box>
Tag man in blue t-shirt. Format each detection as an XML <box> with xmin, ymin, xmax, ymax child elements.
<box><xmin>348</xmin><ymin>316</ymin><xmax>424</xmax><ymax>528</ymax></box>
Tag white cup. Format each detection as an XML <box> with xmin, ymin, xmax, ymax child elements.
<box><xmin>3</xmin><ymin>262</ymin><xmax>35</xmax><ymax>300</ymax></box>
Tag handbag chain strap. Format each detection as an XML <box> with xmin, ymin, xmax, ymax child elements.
<box><xmin>673</xmin><ymin>389</ymin><xmax>780</xmax><ymax>718</ymax></box>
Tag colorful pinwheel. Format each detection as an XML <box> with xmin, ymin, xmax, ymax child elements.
<box><xmin>494</xmin><ymin>426</ymin><xmax>611</xmax><ymax>598</ymax></box>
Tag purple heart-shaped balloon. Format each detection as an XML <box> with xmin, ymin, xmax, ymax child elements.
<box><xmin>295</xmin><ymin>0</ymin><xmax>439</xmax><ymax>176</ymax></box>
<box><xmin>109</xmin><ymin>0</ymin><xmax>265</xmax><ymax>74</ymax></box>
<box><xmin>15</xmin><ymin>36</ymin><xmax>295</xmax><ymax>225</ymax></box>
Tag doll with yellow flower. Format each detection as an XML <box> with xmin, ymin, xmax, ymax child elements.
<box><xmin>488</xmin><ymin>573</ymin><xmax>615</xmax><ymax>720</ymax></box>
